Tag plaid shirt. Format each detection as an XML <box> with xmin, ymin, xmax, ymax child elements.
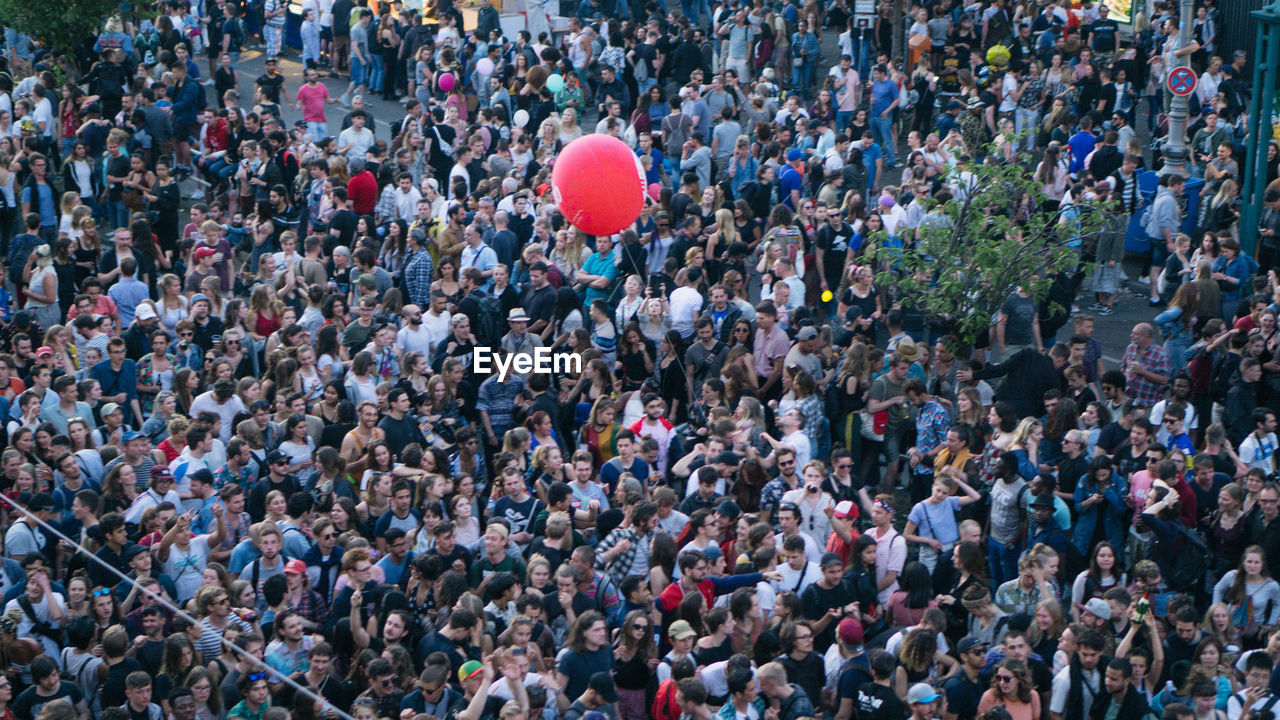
<box><xmin>1122</xmin><ymin>341</ymin><xmax>1171</xmax><ymax>408</ymax></box>
<box><xmin>375</xmin><ymin>184</ymin><xmax>400</xmax><ymax>225</ymax></box>
<box><xmin>994</xmin><ymin>578</ymin><xmax>1045</xmax><ymax>615</ymax></box>
<box><xmin>914</xmin><ymin>399</ymin><xmax>952</xmax><ymax>476</ymax></box>
<box><xmin>596</xmin><ymin>525</ymin><xmax>649</xmax><ymax>584</ymax></box>
<box><xmin>403</xmin><ymin>248</ymin><xmax>434</xmax><ymax>308</ymax></box>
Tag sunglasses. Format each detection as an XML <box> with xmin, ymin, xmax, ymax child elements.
<box><xmin>996</xmin><ymin>674</ymin><xmax>1015</xmax><ymax>683</ymax></box>
<box><xmin>247</xmin><ymin>673</ymin><xmax>268</xmax><ymax>682</ymax></box>
<box><xmin>92</xmin><ymin>588</ymin><xmax>112</xmax><ymax>598</ymax></box>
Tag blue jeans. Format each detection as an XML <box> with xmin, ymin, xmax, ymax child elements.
<box><xmin>835</xmin><ymin>110</ymin><xmax>854</xmax><ymax>133</ymax></box>
<box><xmin>870</xmin><ymin>113</ymin><xmax>896</xmax><ymax>166</ymax></box>
<box><xmin>369</xmin><ymin>54</ymin><xmax>384</xmax><ymax>93</ymax></box>
<box><xmin>987</xmin><ymin>536</ymin><xmax>1020</xmax><ymax>586</ymax></box>
<box><xmin>791</xmin><ymin>61</ymin><xmax>814</xmax><ymax>102</ymax></box>
<box><xmin>106</xmin><ymin>199</ymin><xmax>129</xmax><ymax>230</ymax></box>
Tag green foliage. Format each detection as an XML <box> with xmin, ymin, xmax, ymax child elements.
<box><xmin>0</xmin><ymin>3</ymin><xmax>147</xmax><ymax>56</ymax></box>
<box><xmin>867</xmin><ymin>157</ymin><xmax>1107</xmax><ymax>348</ymax></box>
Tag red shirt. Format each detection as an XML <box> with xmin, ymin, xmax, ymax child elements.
<box><xmin>348</xmin><ymin>170</ymin><xmax>377</xmax><ymax>215</ymax></box>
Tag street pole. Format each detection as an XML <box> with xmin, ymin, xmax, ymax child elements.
<box><xmin>1159</xmin><ymin>0</ymin><xmax>1194</xmax><ymax>178</ymax></box>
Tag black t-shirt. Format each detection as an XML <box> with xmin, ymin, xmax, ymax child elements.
<box><xmin>854</xmin><ymin>682</ymin><xmax>907</xmax><ymax>720</ymax></box>
<box><xmin>1090</xmin><ymin>19</ymin><xmax>1119</xmax><ymax>52</ymax></box>
<box><xmin>943</xmin><ymin>671</ymin><xmax>985</xmax><ymax>720</ymax></box>
<box><xmin>13</xmin><ymin>682</ymin><xmax>84</xmax><ymax>720</ymax></box>
<box><xmin>800</xmin><ymin>580</ymin><xmax>852</xmax><ymax>651</ymax></box>
<box><xmin>102</xmin><ymin>658</ymin><xmax>144</xmax><ymax>708</ymax></box>
<box><xmin>256</xmin><ymin>72</ymin><xmax>285</xmax><ymax>103</ymax></box>
<box><xmin>522</xmin><ymin>284</ymin><xmax>555</xmax><ymax>326</ymax></box>
<box><xmin>816</xmin><ymin>222</ymin><xmax>856</xmax><ymax>286</ymax></box>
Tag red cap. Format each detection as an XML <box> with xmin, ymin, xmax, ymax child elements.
<box><xmin>284</xmin><ymin>559</ymin><xmax>307</xmax><ymax>575</ymax></box>
<box><xmin>194</xmin><ymin>246</ymin><xmax>217</xmax><ymax>261</ymax></box>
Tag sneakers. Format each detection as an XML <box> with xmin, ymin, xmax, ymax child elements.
<box><xmin>339</xmin><ymin>94</ymin><xmax>351</xmax><ymax>108</ymax></box>
<box><xmin>202</xmin><ymin>79</ymin><xmax>215</xmax><ymax>87</ymax></box>
<box><xmin>1098</xmin><ymin>305</ymin><xmax>1114</xmax><ymax>316</ymax></box>
<box><xmin>1088</xmin><ymin>302</ymin><xmax>1107</xmax><ymax>311</ymax></box>
<box><xmin>190</xmin><ymin>189</ymin><xmax>205</xmax><ymax>201</ymax></box>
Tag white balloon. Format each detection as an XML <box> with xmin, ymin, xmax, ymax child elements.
<box><xmin>514</xmin><ymin>109</ymin><xmax>530</xmax><ymax>128</ymax></box>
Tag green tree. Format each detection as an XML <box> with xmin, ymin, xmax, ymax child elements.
<box><xmin>866</xmin><ymin>156</ymin><xmax>1110</xmax><ymax>349</ymax></box>
<box><xmin>0</xmin><ymin>4</ymin><xmax>145</xmax><ymax>57</ymax></box>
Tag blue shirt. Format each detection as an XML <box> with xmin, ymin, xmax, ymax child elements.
<box><xmin>871</xmin><ymin>78</ymin><xmax>898</xmax><ymax>115</ymax></box>
<box><xmin>20</xmin><ymin>181</ymin><xmax>56</xmax><ymax>227</ymax></box>
<box><xmin>860</xmin><ymin>142</ymin><xmax>882</xmax><ymax>192</ymax></box>
<box><xmin>1067</xmin><ymin>131</ymin><xmax>1096</xmax><ymax>174</ymax></box>
<box><xmin>778</xmin><ymin>164</ymin><xmax>803</xmax><ymax>209</ymax></box>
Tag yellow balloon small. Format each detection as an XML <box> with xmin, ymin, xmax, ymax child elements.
<box><xmin>821</xmin><ymin>290</ymin><xmax>834</xmax><ymax>303</ymax></box>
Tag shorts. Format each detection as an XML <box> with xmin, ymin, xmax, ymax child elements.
<box><xmin>882</xmin><ymin>422</ymin><xmax>911</xmax><ymax>465</ymax></box>
<box><xmin>173</xmin><ymin>118</ymin><xmax>196</xmax><ymax>143</ymax></box>
<box><xmin>351</xmin><ymin>57</ymin><xmax>367</xmax><ymax>85</ymax></box>
<box><xmin>1149</xmin><ymin>236</ymin><xmax>1169</xmax><ymax>273</ymax></box>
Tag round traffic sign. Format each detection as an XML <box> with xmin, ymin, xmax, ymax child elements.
<box><xmin>1167</xmin><ymin>66</ymin><xmax>1197</xmax><ymax>96</ymax></box>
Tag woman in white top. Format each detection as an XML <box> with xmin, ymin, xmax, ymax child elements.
<box><xmin>615</xmin><ymin>274</ymin><xmax>646</xmax><ymax>328</ymax></box>
<box><xmin>24</xmin><ymin>243</ymin><xmax>59</xmax><ymax>330</ymax></box>
<box><xmin>157</xmin><ymin>274</ymin><xmax>190</xmax><ymax>338</ymax></box>
<box><xmin>343</xmin><ymin>351</ymin><xmax>378</xmax><ymax>406</ymax></box>
<box><xmin>293</xmin><ymin>345</ymin><xmax>325</xmax><ymax>404</ymax></box>
<box><xmin>1212</xmin><ymin>546</ymin><xmax>1280</xmax><ymax>628</ymax></box>
<box><xmin>277</xmin><ymin>414</ymin><xmax>317</xmax><ymax>475</ymax></box>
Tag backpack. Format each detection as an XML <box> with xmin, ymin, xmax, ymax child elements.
<box><xmin>1159</xmin><ymin>524</ymin><xmax>1211</xmax><ymax>592</ymax></box>
<box><xmin>471</xmin><ymin>291</ymin><xmax>503</xmax><ymax>347</ymax></box>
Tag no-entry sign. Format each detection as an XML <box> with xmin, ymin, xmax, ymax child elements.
<box><xmin>1167</xmin><ymin>66</ymin><xmax>1197</xmax><ymax>96</ymax></box>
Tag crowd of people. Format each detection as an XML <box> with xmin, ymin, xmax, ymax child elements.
<box><xmin>0</xmin><ymin>1</ymin><xmax>1278</xmax><ymax>720</ymax></box>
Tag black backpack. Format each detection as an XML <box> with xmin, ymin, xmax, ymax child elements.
<box><xmin>1160</xmin><ymin>524</ymin><xmax>1211</xmax><ymax>593</ymax></box>
<box><xmin>472</xmin><ymin>291</ymin><xmax>503</xmax><ymax>347</ymax></box>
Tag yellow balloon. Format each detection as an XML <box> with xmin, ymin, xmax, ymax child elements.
<box><xmin>821</xmin><ymin>290</ymin><xmax>834</xmax><ymax>303</ymax></box>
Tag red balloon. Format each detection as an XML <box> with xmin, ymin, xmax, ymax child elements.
<box><xmin>552</xmin><ymin>134</ymin><xmax>644</xmax><ymax>237</ymax></box>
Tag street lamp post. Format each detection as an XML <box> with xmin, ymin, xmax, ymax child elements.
<box><xmin>1159</xmin><ymin>0</ymin><xmax>1195</xmax><ymax>179</ymax></box>
<box><xmin>1242</xmin><ymin>1</ymin><xmax>1280</xmax><ymax>257</ymax></box>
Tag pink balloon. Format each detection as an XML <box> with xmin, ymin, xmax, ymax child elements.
<box><xmin>647</xmin><ymin>183</ymin><xmax>662</xmax><ymax>201</ymax></box>
<box><xmin>439</xmin><ymin>72</ymin><xmax>456</xmax><ymax>92</ymax></box>
<box><xmin>552</xmin><ymin>135</ymin><xmax>645</xmax><ymax>237</ymax></box>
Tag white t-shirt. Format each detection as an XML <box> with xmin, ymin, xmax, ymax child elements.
<box><xmin>774</xmin><ymin>560</ymin><xmax>822</xmax><ymax>596</ymax></box>
<box><xmin>669</xmin><ymin>286</ymin><xmax>703</xmax><ymax>338</ymax></box>
<box><xmin>396</xmin><ymin>324</ymin><xmax>436</xmax><ymax>360</ymax></box>
<box><xmin>421</xmin><ymin>311</ymin><xmax>452</xmax><ymax>347</ymax></box>
<box><xmin>3</xmin><ymin>518</ymin><xmax>44</xmax><ymax>558</ymax></box>
<box><xmin>162</xmin><ymin>534</ymin><xmax>213</xmax><ymax>603</ymax></box>
<box><xmin>1240</xmin><ymin>432</ymin><xmax>1278</xmax><ymax>474</ymax></box>
<box><xmin>5</xmin><ymin>592</ymin><xmax>65</xmax><ymax>662</ymax></box>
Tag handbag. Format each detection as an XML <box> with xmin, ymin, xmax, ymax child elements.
<box><xmin>860</xmin><ymin>409</ymin><xmax>886</xmax><ymax>441</ymax></box>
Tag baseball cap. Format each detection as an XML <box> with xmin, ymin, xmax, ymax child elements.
<box><xmin>796</xmin><ymin>326</ymin><xmax>818</xmax><ymax>341</ymax></box>
<box><xmin>266</xmin><ymin>449</ymin><xmax>290</xmax><ymax>465</ymax></box>
<box><xmin>786</xmin><ymin>148</ymin><xmax>803</xmax><ymax>162</ymax></box>
<box><xmin>458</xmin><ymin>660</ymin><xmax>484</xmax><ymax>682</ymax></box>
<box><xmin>190</xmin><ymin>293</ymin><xmax>209</xmax><ymax>306</ymax></box>
<box><xmin>150</xmin><ymin>466</ymin><xmax>174</xmax><ymax>483</ymax></box>
<box><xmin>136</xmin><ymin>303</ymin><xmax>158</xmax><ymax>321</ymax></box>
<box><xmin>102</xmin><ymin>402</ymin><xmax>122</xmax><ymax>417</ymax></box>
<box><xmin>907</xmin><ymin>683</ymin><xmax>941</xmax><ymax>704</ymax></box>
<box><xmin>957</xmin><ymin>636</ymin><xmax>989</xmax><ymax>654</ymax></box>
<box><xmin>668</xmin><ymin>619</ymin><xmax>697</xmax><ymax>640</ymax></box>
<box><xmin>844</xmin><ymin>307</ymin><xmax>862</xmax><ymax>325</ymax></box>
<box><xmin>1030</xmin><ymin>493</ymin><xmax>1055</xmax><ymax>508</ymax></box>
<box><xmin>947</xmin><ymin>99</ymin><xmax>964</xmax><ymax>110</ymax></box>
<box><xmin>284</xmin><ymin>559</ymin><xmax>308</xmax><ymax>575</ymax></box>
<box><xmin>34</xmin><ymin>346</ymin><xmax>52</xmax><ymax>357</ymax></box>
<box><xmin>589</xmin><ymin>672</ymin><xmax>619</xmax><ymax>703</ymax></box>
<box><xmin>357</xmin><ymin>273</ymin><xmax>377</xmax><ymax>289</ymax></box>
<box><xmin>1078</xmin><ymin>597</ymin><xmax>1112</xmax><ymax>620</ymax></box>
<box><xmin>820</xmin><ymin>552</ymin><xmax>844</xmax><ymax>568</ymax></box>
<box><xmin>193</xmin><ymin>246</ymin><xmax>217</xmax><ymax>261</ymax></box>
<box><xmin>123</xmin><ymin>543</ymin><xmax>149</xmax><ymax>560</ymax></box>
<box><xmin>837</xmin><ymin>617</ymin><xmax>864</xmax><ymax>645</ymax></box>
<box><xmin>120</xmin><ymin>429</ymin><xmax>143</xmax><ymax>443</ymax></box>
<box><xmin>834</xmin><ymin>500</ymin><xmax>858</xmax><ymax>519</ymax></box>
<box><xmin>28</xmin><ymin>492</ymin><xmax>55</xmax><ymax>512</ymax></box>
<box><xmin>701</xmin><ymin>544</ymin><xmax>723</xmax><ymax>563</ymax></box>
